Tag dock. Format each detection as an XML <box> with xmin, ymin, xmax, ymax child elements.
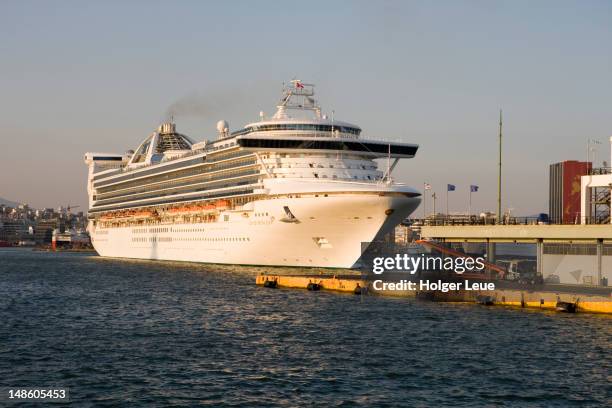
<box><xmin>256</xmin><ymin>274</ymin><xmax>367</xmax><ymax>294</ymax></box>
<box><xmin>256</xmin><ymin>273</ymin><xmax>612</xmax><ymax>314</ymax></box>
<box><xmin>256</xmin><ymin>223</ymin><xmax>612</xmax><ymax>314</ymax></box>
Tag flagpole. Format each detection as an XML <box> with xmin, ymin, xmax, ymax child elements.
<box><xmin>446</xmin><ymin>189</ymin><xmax>449</xmax><ymax>216</ymax></box>
<box><xmin>497</xmin><ymin>109</ymin><xmax>503</xmax><ymax>224</ymax></box>
<box><xmin>423</xmin><ymin>183</ymin><xmax>426</xmax><ymax>219</ymax></box>
<box><xmin>469</xmin><ymin>189</ymin><xmax>472</xmax><ymax>217</ymax></box>
<box><xmin>433</xmin><ymin>193</ymin><xmax>436</xmax><ymax>217</ymax></box>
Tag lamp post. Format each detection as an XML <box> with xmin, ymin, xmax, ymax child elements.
<box><xmin>497</xmin><ymin>109</ymin><xmax>503</xmax><ymax>224</ymax></box>
<box><xmin>432</xmin><ymin>192</ymin><xmax>437</xmax><ymax>219</ymax></box>
<box><xmin>423</xmin><ymin>183</ymin><xmax>427</xmax><ymax>219</ymax></box>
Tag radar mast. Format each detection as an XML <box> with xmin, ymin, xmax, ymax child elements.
<box><xmin>273</xmin><ymin>79</ymin><xmax>321</xmax><ymax>119</ymax></box>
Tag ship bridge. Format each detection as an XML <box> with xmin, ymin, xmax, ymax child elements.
<box><xmin>231</xmin><ymin>80</ymin><xmax>362</xmax><ymax>138</ymax></box>
<box><xmin>228</xmin><ymin>80</ymin><xmax>418</xmax><ymax>159</ymax></box>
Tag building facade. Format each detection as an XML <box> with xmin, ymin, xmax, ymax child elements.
<box><xmin>549</xmin><ymin>160</ymin><xmax>591</xmax><ymax>224</ymax></box>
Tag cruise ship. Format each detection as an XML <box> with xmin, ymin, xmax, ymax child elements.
<box><xmin>84</xmin><ymin>81</ymin><xmax>421</xmax><ymax>268</ymax></box>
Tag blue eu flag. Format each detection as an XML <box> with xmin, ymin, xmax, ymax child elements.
<box><xmin>470</xmin><ymin>185</ymin><xmax>479</xmax><ymax>192</ymax></box>
<box><xmin>447</xmin><ymin>184</ymin><xmax>456</xmax><ymax>191</ymax></box>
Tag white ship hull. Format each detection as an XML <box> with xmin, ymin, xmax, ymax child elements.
<box><xmin>89</xmin><ymin>192</ymin><xmax>419</xmax><ymax>268</ymax></box>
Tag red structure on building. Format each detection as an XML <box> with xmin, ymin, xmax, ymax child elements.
<box><xmin>549</xmin><ymin>161</ymin><xmax>592</xmax><ymax>224</ymax></box>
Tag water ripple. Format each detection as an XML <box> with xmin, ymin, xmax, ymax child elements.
<box><xmin>0</xmin><ymin>249</ymin><xmax>610</xmax><ymax>407</ymax></box>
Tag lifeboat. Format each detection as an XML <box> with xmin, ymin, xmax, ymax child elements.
<box><xmin>215</xmin><ymin>200</ymin><xmax>230</xmax><ymax>209</ymax></box>
<box><xmin>169</xmin><ymin>206</ymin><xmax>187</xmax><ymax>213</ymax></box>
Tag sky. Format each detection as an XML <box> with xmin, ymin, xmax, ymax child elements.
<box><xmin>1</xmin><ymin>0</ymin><xmax>611</xmax><ymax>215</ymax></box>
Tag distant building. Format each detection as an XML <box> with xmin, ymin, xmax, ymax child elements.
<box><xmin>0</xmin><ymin>220</ymin><xmax>27</xmax><ymax>243</ymax></box>
<box><xmin>549</xmin><ymin>160</ymin><xmax>591</xmax><ymax>224</ymax></box>
<box><xmin>34</xmin><ymin>219</ymin><xmax>65</xmax><ymax>244</ymax></box>
<box><xmin>0</xmin><ymin>201</ymin><xmax>87</xmax><ymax>246</ymax></box>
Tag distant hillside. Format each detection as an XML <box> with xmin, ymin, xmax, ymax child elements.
<box><xmin>0</xmin><ymin>197</ymin><xmax>20</xmax><ymax>208</ymax></box>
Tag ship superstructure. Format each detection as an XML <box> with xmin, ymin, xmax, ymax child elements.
<box><xmin>84</xmin><ymin>81</ymin><xmax>421</xmax><ymax>267</ymax></box>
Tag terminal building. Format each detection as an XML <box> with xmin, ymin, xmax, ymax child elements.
<box><xmin>420</xmin><ymin>137</ymin><xmax>612</xmax><ymax>287</ymax></box>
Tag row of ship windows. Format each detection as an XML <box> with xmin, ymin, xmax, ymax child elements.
<box><xmin>91</xmin><ymin>188</ymin><xmax>255</xmax><ymax>213</ymax></box>
<box><xmin>300</xmin><ymin>173</ymin><xmax>375</xmax><ymax>180</ymax></box>
<box><xmin>173</xmin><ymin>227</ymin><xmax>206</xmax><ymax>233</ymax></box>
<box><xmin>97</xmin><ymin>159</ymin><xmax>258</xmax><ymax>196</ymax></box>
<box><xmin>233</xmin><ymin>124</ymin><xmax>361</xmax><ymax>136</ymax></box>
<box><xmin>262</xmin><ymin>153</ymin><xmax>364</xmax><ymax>160</ymax></box>
<box><xmin>133</xmin><ymin>227</ymin><xmax>206</xmax><ymax>234</ymax></box>
<box><xmin>267</xmin><ymin>163</ymin><xmax>376</xmax><ymax>170</ymax></box>
<box><xmin>98</xmin><ymin>167</ymin><xmax>258</xmax><ymax>202</ymax></box>
<box><xmin>95</xmin><ymin>155</ymin><xmax>204</xmax><ymax>186</ymax></box>
<box><xmin>132</xmin><ymin>236</ymin><xmax>251</xmax><ymax>243</ymax></box>
<box><xmin>95</xmin><ymin>151</ymin><xmax>254</xmax><ymax>191</ymax></box>
<box><xmin>94</xmin><ymin>178</ymin><xmax>258</xmax><ymax>207</ymax></box>
<box><xmin>96</xmin><ymin>175</ymin><xmax>256</xmax><ymax>205</ymax></box>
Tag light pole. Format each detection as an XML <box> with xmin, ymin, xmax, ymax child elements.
<box><xmin>432</xmin><ymin>192</ymin><xmax>437</xmax><ymax>218</ymax></box>
<box><xmin>423</xmin><ymin>183</ymin><xmax>426</xmax><ymax>219</ymax></box>
<box><xmin>469</xmin><ymin>188</ymin><xmax>472</xmax><ymax>217</ymax></box>
<box><xmin>497</xmin><ymin>109</ymin><xmax>503</xmax><ymax>224</ymax></box>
